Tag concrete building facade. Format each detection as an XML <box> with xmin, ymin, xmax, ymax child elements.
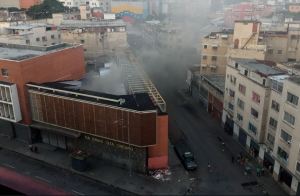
<box><xmin>201</xmin><ymin>30</ymin><xmax>233</xmax><ymax>75</ymax></box>
<box><xmin>60</xmin><ymin>20</ymin><xmax>127</xmax><ymax>59</ymax></box>
<box><xmin>0</xmin><ymin>23</ymin><xmax>61</xmax><ymax>46</ymax></box>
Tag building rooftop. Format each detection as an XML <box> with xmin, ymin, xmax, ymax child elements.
<box><xmin>60</xmin><ymin>19</ymin><xmax>126</xmax><ymax>29</ymax></box>
<box><xmin>5</xmin><ymin>23</ymin><xmax>51</xmax><ymax>30</ymax></box>
<box><xmin>0</xmin><ymin>43</ymin><xmax>77</xmax><ymax>61</ymax></box>
<box><xmin>202</xmin><ymin>74</ymin><xmax>226</xmax><ymax>93</ymax></box>
<box><xmin>233</xmin><ymin>58</ymin><xmax>286</xmax><ymax>77</ymax></box>
<box><xmin>27</xmin><ymin>50</ymin><xmax>165</xmax><ymax>112</ymax></box>
<box><xmin>289</xmin><ymin>76</ymin><xmax>300</xmax><ymax>85</ymax></box>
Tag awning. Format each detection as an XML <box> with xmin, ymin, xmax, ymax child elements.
<box><xmin>30</xmin><ymin>122</ymin><xmax>81</xmax><ymax>138</ymax></box>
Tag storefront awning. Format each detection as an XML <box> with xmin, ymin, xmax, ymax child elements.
<box><xmin>30</xmin><ymin>122</ymin><xmax>81</xmax><ymax>138</ymax></box>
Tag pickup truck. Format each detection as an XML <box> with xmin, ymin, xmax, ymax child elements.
<box><xmin>174</xmin><ymin>140</ymin><xmax>197</xmax><ymax>171</ymax></box>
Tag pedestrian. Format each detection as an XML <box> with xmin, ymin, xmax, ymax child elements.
<box><xmin>231</xmin><ymin>156</ymin><xmax>235</xmax><ymax>164</ymax></box>
<box><xmin>33</xmin><ymin>146</ymin><xmax>38</xmax><ymax>153</ymax></box>
<box><xmin>207</xmin><ymin>162</ymin><xmax>211</xmax><ymax>172</ymax></box>
<box><xmin>29</xmin><ymin>144</ymin><xmax>33</xmax><ymax>152</ymax></box>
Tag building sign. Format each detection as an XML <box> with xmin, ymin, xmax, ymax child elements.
<box><xmin>84</xmin><ymin>135</ymin><xmax>133</xmax><ymax>151</ymax></box>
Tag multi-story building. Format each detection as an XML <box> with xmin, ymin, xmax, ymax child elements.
<box><xmin>201</xmin><ymin>29</ymin><xmax>233</xmax><ymax>75</ymax></box>
<box><xmin>222</xmin><ymin>58</ymin><xmax>286</xmax><ymax>156</ymax></box>
<box><xmin>0</xmin><ymin>0</ymin><xmax>41</xmax><ymax>9</ymax></box>
<box><xmin>200</xmin><ymin>20</ymin><xmax>300</xmax><ymax>76</ymax></box>
<box><xmin>60</xmin><ymin>19</ymin><xmax>127</xmax><ymax>59</ymax></box>
<box><xmin>0</xmin><ymin>42</ymin><xmax>168</xmax><ymax>173</ymax></box>
<box><xmin>0</xmin><ymin>23</ymin><xmax>61</xmax><ymax>46</ymax></box>
<box><xmin>264</xmin><ymin>75</ymin><xmax>300</xmax><ymax>194</ymax></box>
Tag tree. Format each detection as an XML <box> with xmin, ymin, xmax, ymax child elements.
<box><xmin>27</xmin><ymin>0</ymin><xmax>64</xmax><ymax>19</ymax></box>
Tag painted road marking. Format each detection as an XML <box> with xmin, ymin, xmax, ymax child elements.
<box><xmin>2</xmin><ymin>163</ymin><xmax>15</xmax><ymax>169</ymax></box>
<box><xmin>72</xmin><ymin>189</ymin><xmax>85</xmax><ymax>195</ymax></box>
<box><xmin>34</xmin><ymin>175</ymin><xmax>51</xmax><ymax>184</ymax></box>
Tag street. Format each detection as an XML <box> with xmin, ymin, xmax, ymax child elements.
<box><xmin>0</xmin><ymin>149</ymin><xmax>132</xmax><ymax>195</ymax></box>
<box><xmin>127</xmin><ymin>24</ymin><xmax>287</xmax><ymax>195</ymax></box>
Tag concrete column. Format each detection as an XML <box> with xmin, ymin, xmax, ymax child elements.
<box><xmin>246</xmin><ymin>136</ymin><xmax>251</xmax><ymax>149</ymax></box>
<box><xmin>233</xmin><ymin>123</ymin><xmax>239</xmax><ymax>139</ymax></box>
<box><xmin>273</xmin><ymin>160</ymin><xmax>280</xmax><ymax>181</ymax></box>
<box><xmin>291</xmin><ymin>176</ymin><xmax>299</xmax><ymax>193</ymax></box>
<box><xmin>259</xmin><ymin>147</ymin><xmax>265</xmax><ymax>160</ymax></box>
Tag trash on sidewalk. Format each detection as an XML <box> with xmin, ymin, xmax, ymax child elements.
<box><xmin>149</xmin><ymin>169</ymin><xmax>172</xmax><ymax>181</ymax></box>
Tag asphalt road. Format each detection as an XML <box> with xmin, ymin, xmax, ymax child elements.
<box><xmin>127</xmin><ymin>24</ymin><xmax>286</xmax><ymax>195</ymax></box>
<box><xmin>0</xmin><ymin>149</ymin><xmax>131</xmax><ymax>195</ymax></box>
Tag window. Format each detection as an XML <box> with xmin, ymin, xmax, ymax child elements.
<box><xmin>287</xmin><ymin>92</ymin><xmax>299</xmax><ymax>106</ymax></box>
<box><xmin>267</xmin><ymin>133</ymin><xmax>275</xmax><ymax>145</ymax></box>
<box><xmin>237</xmin><ymin>113</ymin><xmax>243</xmax><ymax>122</ymax></box>
<box><xmin>284</xmin><ymin>112</ymin><xmax>295</xmax><ymax>126</ymax></box>
<box><xmin>277</xmin><ymin>147</ymin><xmax>289</xmax><ymax>162</ymax></box>
<box><xmin>58</xmin><ymin>34</ymin><xmax>61</xmax><ymax>39</ymax></box>
<box><xmin>271</xmin><ymin>100</ymin><xmax>280</xmax><ymax>112</ymax></box>
<box><xmin>1</xmin><ymin>68</ymin><xmax>8</xmax><ymax>77</ymax></box>
<box><xmin>228</xmin><ymin>102</ymin><xmax>234</xmax><ymax>111</ymax></box>
<box><xmin>251</xmin><ymin>108</ymin><xmax>259</xmax><ymax>118</ymax></box>
<box><xmin>230</xmin><ymin>76</ymin><xmax>236</xmax><ymax>85</ymax></box>
<box><xmin>229</xmin><ymin>89</ymin><xmax>235</xmax><ymax>98</ymax></box>
<box><xmin>42</xmin><ymin>36</ymin><xmax>47</xmax><ymax>41</ymax></box>
<box><xmin>202</xmin><ymin>56</ymin><xmax>207</xmax><ymax>60</ymax></box>
<box><xmin>237</xmin><ymin>98</ymin><xmax>244</xmax><ymax>110</ymax></box>
<box><xmin>203</xmin><ymin>45</ymin><xmax>208</xmax><ymax>49</ymax></box>
<box><xmin>268</xmin><ymin>49</ymin><xmax>273</xmax><ymax>54</ymax></box>
<box><xmin>51</xmin><ymin>35</ymin><xmax>55</xmax><ymax>39</ymax></box>
<box><xmin>26</xmin><ymin>40</ymin><xmax>30</xmax><ymax>44</ymax></box>
<box><xmin>239</xmin><ymin>84</ymin><xmax>246</xmax><ymax>95</ymax></box>
<box><xmin>281</xmin><ymin>130</ymin><xmax>292</xmax><ymax>144</ymax></box>
<box><xmin>248</xmin><ymin>123</ymin><xmax>257</xmax><ymax>135</ymax></box>
<box><xmin>252</xmin><ymin>92</ymin><xmax>260</xmax><ymax>104</ymax></box>
<box><xmin>81</xmin><ymin>39</ymin><xmax>85</xmax><ymax>44</ymax></box>
<box><xmin>297</xmin><ymin>162</ymin><xmax>300</xmax><ymax>173</ymax></box>
<box><xmin>211</xmin><ymin>56</ymin><xmax>217</xmax><ymax>61</ymax></box>
<box><xmin>269</xmin><ymin>117</ymin><xmax>278</xmax><ymax>129</ymax></box>
<box><xmin>36</xmin><ymin>37</ymin><xmax>40</xmax><ymax>42</ymax></box>
<box><xmin>212</xmin><ymin>45</ymin><xmax>218</xmax><ymax>50</ymax></box>
<box><xmin>277</xmin><ymin>50</ymin><xmax>283</xmax><ymax>54</ymax></box>
<box><xmin>271</xmin><ymin>80</ymin><xmax>283</xmax><ymax>93</ymax></box>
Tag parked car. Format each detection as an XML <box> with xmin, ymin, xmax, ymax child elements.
<box><xmin>174</xmin><ymin>140</ymin><xmax>197</xmax><ymax>171</ymax></box>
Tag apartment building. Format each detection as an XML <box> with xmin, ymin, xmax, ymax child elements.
<box><xmin>201</xmin><ymin>29</ymin><xmax>233</xmax><ymax>75</ymax></box>
<box><xmin>0</xmin><ymin>23</ymin><xmax>61</xmax><ymax>47</ymax></box>
<box><xmin>264</xmin><ymin>75</ymin><xmax>300</xmax><ymax>194</ymax></box>
<box><xmin>60</xmin><ymin>19</ymin><xmax>127</xmax><ymax>59</ymax></box>
<box><xmin>222</xmin><ymin>58</ymin><xmax>286</xmax><ymax>158</ymax></box>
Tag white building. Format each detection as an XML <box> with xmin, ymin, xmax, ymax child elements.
<box><xmin>0</xmin><ymin>23</ymin><xmax>61</xmax><ymax>46</ymax></box>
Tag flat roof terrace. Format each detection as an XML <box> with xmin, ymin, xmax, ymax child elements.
<box><xmin>0</xmin><ymin>43</ymin><xmax>79</xmax><ymax>61</ymax></box>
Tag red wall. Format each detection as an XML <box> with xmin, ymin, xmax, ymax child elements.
<box><xmin>0</xmin><ymin>46</ymin><xmax>86</xmax><ymax>125</ymax></box>
<box><xmin>20</xmin><ymin>0</ymin><xmax>41</xmax><ymax>9</ymax></box>
<box><xmin>148</xmin><ymin>114</ymin><xmax>168</xmax><ymax>170</ymax></box>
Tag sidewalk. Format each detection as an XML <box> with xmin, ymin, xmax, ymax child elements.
<box><xmin>0</xmin><ymin>136</ymin><xmax>192</xmax><ymax>195</ymax></box>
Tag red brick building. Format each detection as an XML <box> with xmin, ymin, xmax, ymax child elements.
<box><xmin>0</xmin><ymin>43</ymin><xmax>85</xmax><ymax>125</ymax></box>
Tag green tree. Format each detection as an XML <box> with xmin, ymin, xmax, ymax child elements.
<box><xmin>27</xmin><ymin>0</ymin><xmax>64</xmax><ymax>19</ymax></box>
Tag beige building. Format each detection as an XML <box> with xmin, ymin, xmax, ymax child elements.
<box><xmin>263</xmin><ymin>75</ymin><xmax>300</xmax><ymax>194</ymax></box>
<box><xmin>0</xmin><ymin>23</ymin><xmax>61</xmax><ymax>46</ymax></box>
<box><xmin>201</xmin><ymin>29</ymin><xmax>233</xmax><ymax>75</ymax></box>
<box><xmin>228</xmin><ymin>20</ymin><xmax>267</xmax><ymax>61</ymax></box>
<box><xmin>222</xmin><ymin>57</ymin><xmax>300</xmax><ymax>194</ymax></box>
<box><xmin>60</xmin><ymin>19</ymin><xmax>127</xmax><ymax>59</ymax></box>
<box><xmin>201</xmin><ymin>20</ymin><xmax>300</xmax><ymax>75</ymax></box>
<box><xmin>222</xmin><ymin>58</ymin><xmax>286</xmax><ymax>160</ymax></box>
